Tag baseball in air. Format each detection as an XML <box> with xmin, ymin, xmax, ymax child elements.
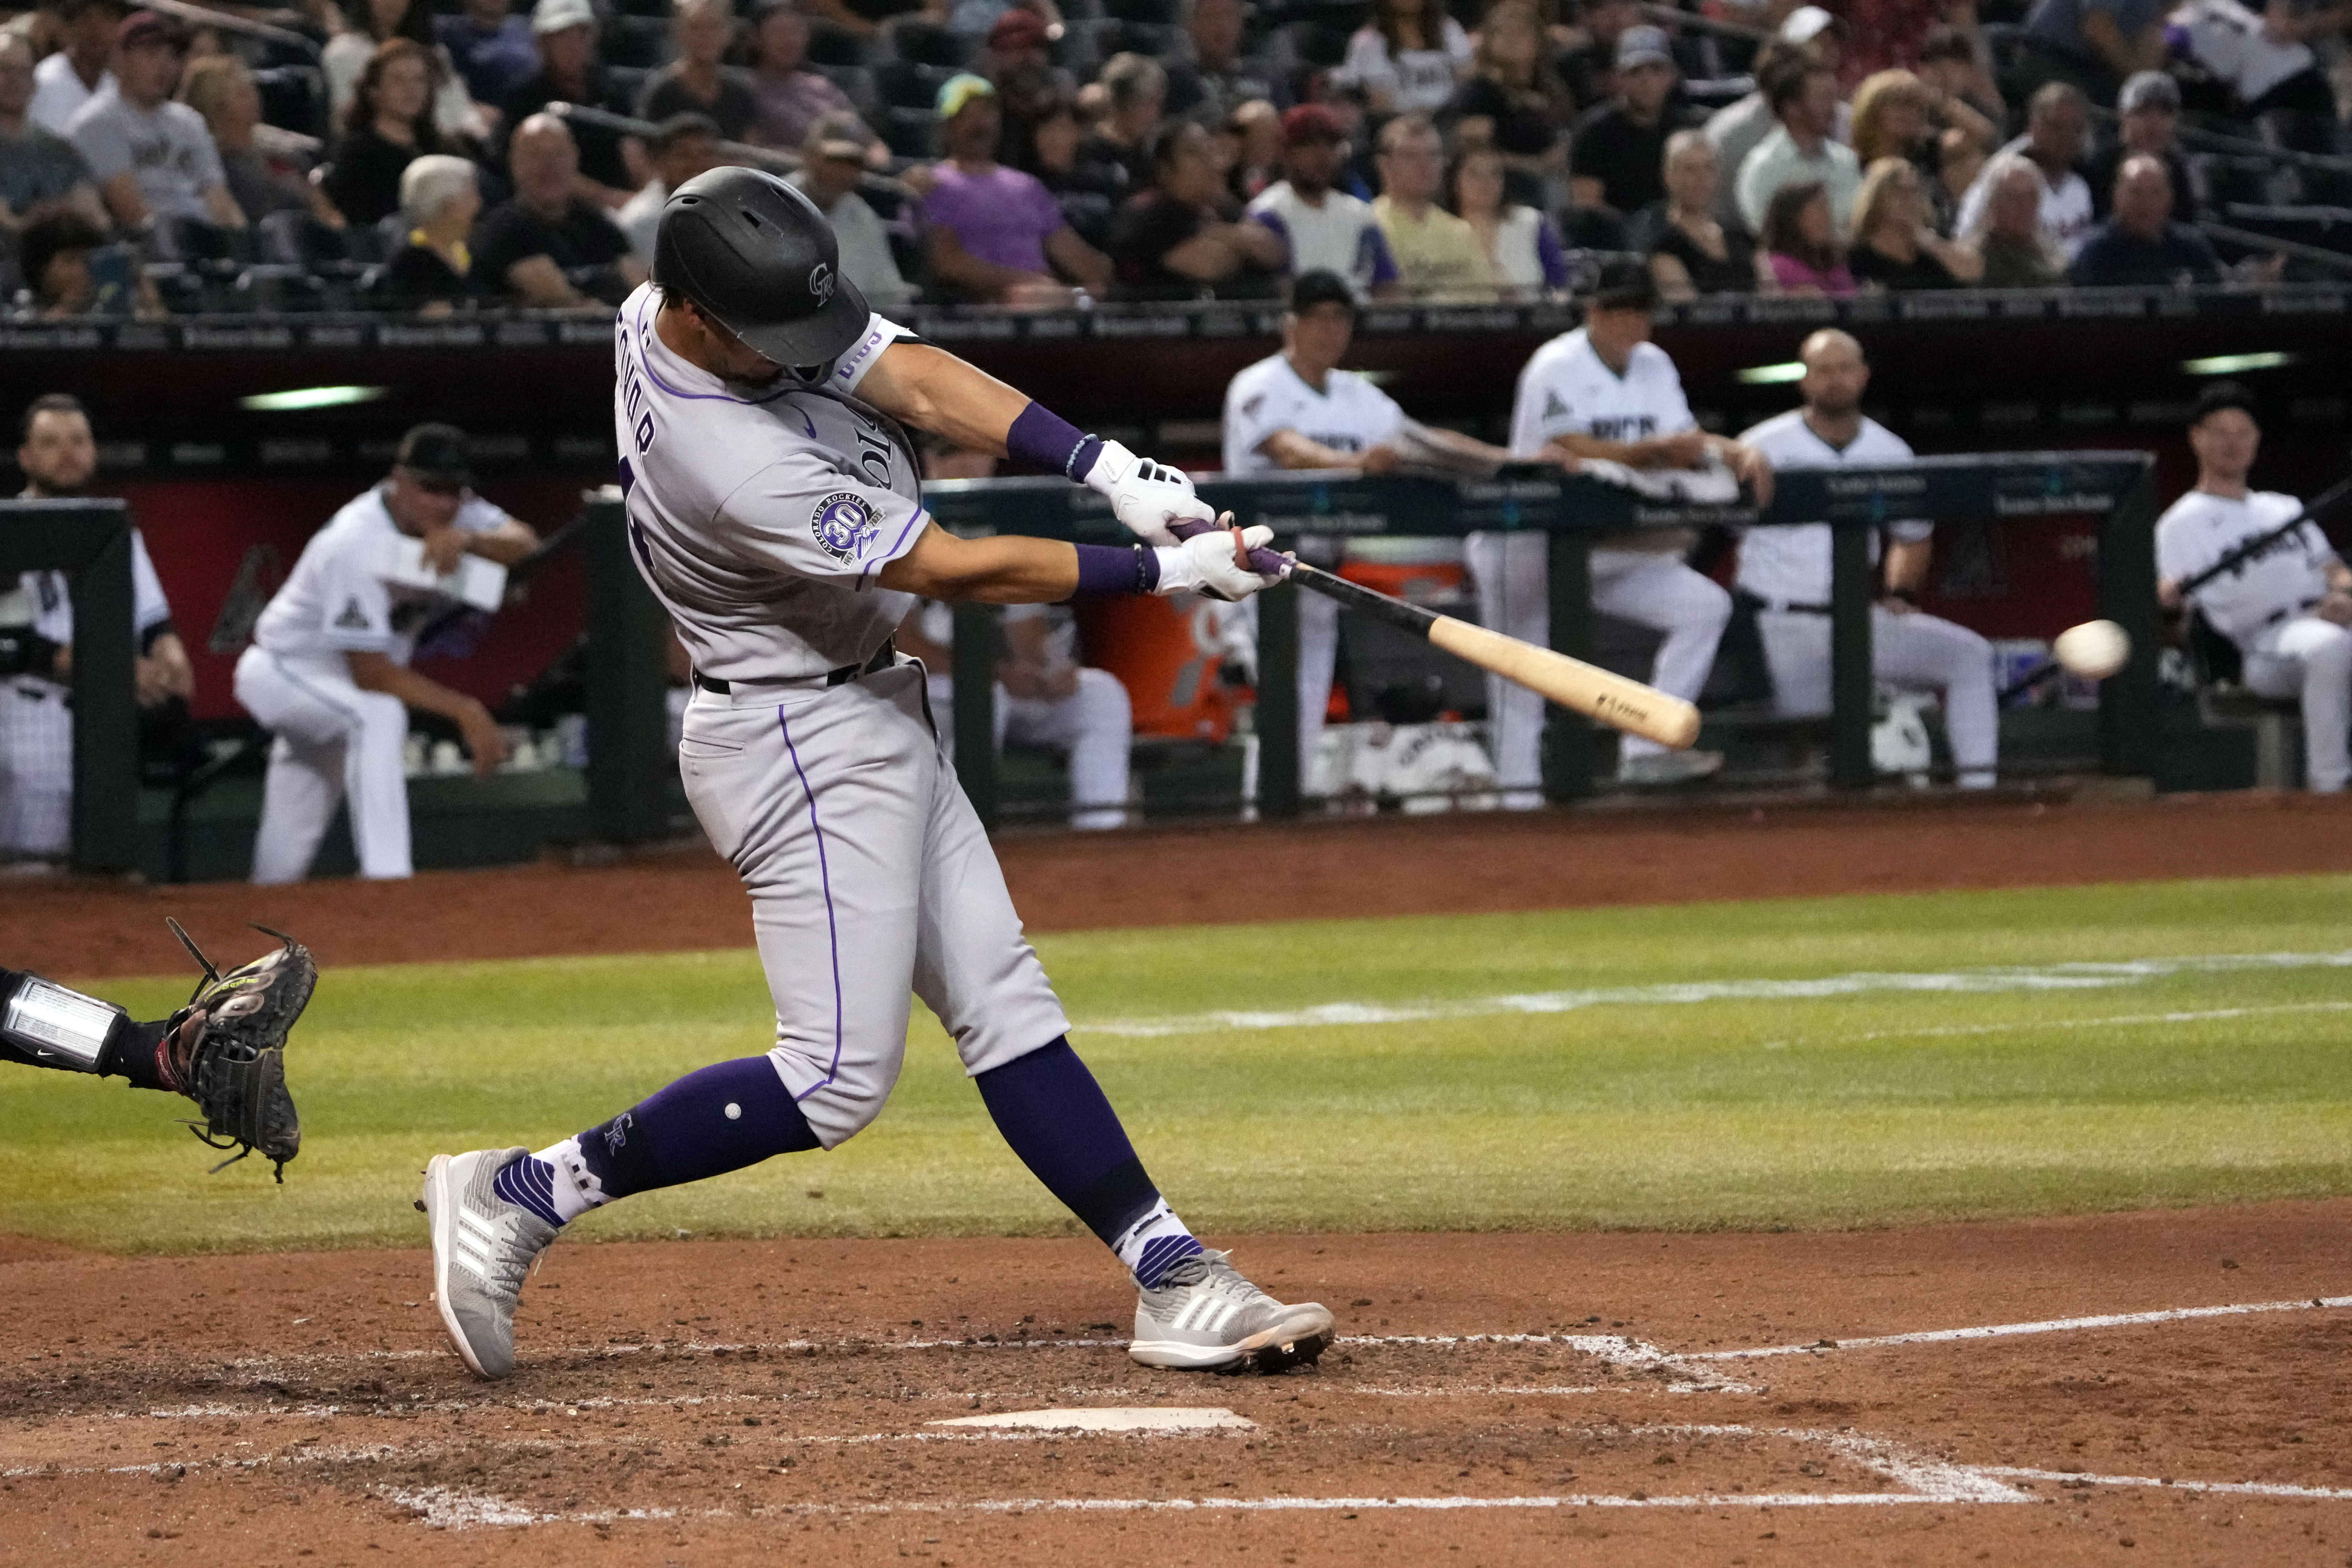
<box><xmin>2053</xmin><ymin>619</ymin><xmax>2131</xmax><ymax>680</ymax></box>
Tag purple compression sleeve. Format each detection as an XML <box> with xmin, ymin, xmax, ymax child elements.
<box><xmin>1007</xmin><ymin>402</ymin><xmax>1102</xmax><ymax>481</ymax></box>
<box><xmin>1070</xmin><ymin>543</ymin><xmax>1158</xmax><ymax>597</ymax></box>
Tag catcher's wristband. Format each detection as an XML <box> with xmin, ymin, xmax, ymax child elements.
<box><xmin>2</xmin><ymin>976</ymin><xmax>124</xmax><ymax>1072</ymax></box>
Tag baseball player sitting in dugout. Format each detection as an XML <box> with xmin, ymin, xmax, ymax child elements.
<box><xmin>233</xmin><ymin>424</ymin><xmax>540</xmax><ymax>884</ymax></box>
<box><xmin>420</xmin><ymin>167</ymin><xmax>1334</xmax><ymax>1383</ymax></box>
<box><xmin>1736</xmin><ymin>330</ymin><xmax>1998</xmax><ymax>788</ymax></box>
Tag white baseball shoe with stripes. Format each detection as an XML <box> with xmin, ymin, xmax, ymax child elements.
<box><xmin>1129</xmin><ymin>1250</ymin><xmax>1335</xmax><ymax>1373</ymax></box>
<box><xmin>419</xmin><ymin>1148</ymin><xmax>558</xmax><ymax>1380</ymax></box>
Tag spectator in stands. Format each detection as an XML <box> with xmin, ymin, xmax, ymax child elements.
<box><xmin>2168</xmin><ymin>0</ymin><xmax>2343</xmax><ymax>166</ymax></box>
<box><xmin>471</xmin><ymin>111</ymin><xmax>642</xmax><ymax>304</ymax></box>
<box><xmin>744</xmin><ymin>1</ymin><xmax>865</xmax><ymax>153</ymax></box>
<box><xmin>178</xmin><ymin>53</ymin><xmax>320</xmax><ymax>226</ymax></box>
<box><xmin>1912</xmin><ymin>23</ymin><xmax>2005</xmax><ymax>142</ymax></box>
<box><xmin>1245</xmin><ymin>101</ymin><xmax>1397</xmax><ymax>298</ymax></box>
<box><xmin>1555</xmin><ymin>0</ymin><xmax>1634</xmax><ymax>108</ymax></box>
<box><xmin>27</xmin><ymin>0</ymin><xmax>122</xmax><ymax>136</ymax></box>
<box><xmin>1777</xmin><ymin>4</ymin><xmax>1847</xmax><ymax>79</ymax></box>
<box><xmin>322</xmin><ymin>39</ymin><xmax>444</xmax><ymax>227</ymax></box>
<box><xmin>981</xmin><ymin>6</ymin><xmax>1069</xmax><ymax>157</ymax></box>
<box><xmin>436</xmin><ymin>0</ymin><xmax>539</xmax><ymax>109</ymax></box>
<box><xmin>616</xmin><ymin>111</ymin><xmax>719</xmax><ymax>262</ymax></box>
<box><xmin>15</xmin><ymin>207</ymin><xmax>156</xmax><ymax>313</ymax></box>
<box><xmin>324</xmin><ymin>0</ymin><xmax>485</xmax><ymax>143</ymax></box>
<box><xmin>67</xmin><ymin>11</ymin><xmax>244</xmax><ymax>240</ymax></box>
<box><xmin>798</xmin><ymin>0</ymin><xmax>935</xmax><ymax>46</ymax></box>
<box><xmin>1848</xmin><ymin>70</ymin><xmax>1931</xmax><ymax>173</ymax></box>
<box><xmin>1334</xmin><ymin>0</ymin><xmax>1470</xmax><ymax>115</ymax></box>
<box><xmin>637</xmin><ymin>0</ymin><xmax>756</xmax><ymax>142</ymax></box>
<box><xmin>1224</xmin><ymin>98</ymin><xmax>1281</xmax><ymax>202</ymax></box>
<box><xmin>1734</xmin><ymin>57</ymin><xmax>1859</xmax><ymax>236</ymax></box>
<box><xmin>922</xmin><ymin>72</ymin><xmax>1110</xmax><ymax>304</ymax></box>
<box><xmin>375</xmin><ymin>152</ymin><xmax>480</xmax><ymax>310</ymax></box>
<box><xmin>1166</xmin><ymin>0</ymin><xmax>1272</xmax><ymax>122</ymax></box>
<box><xmin>1701</xmin><ymin>39</ymin><xmax>1807</xmax><ymax>231</ymax></box>
<box><xmin>1011</xmin><ymin>88</ymin><xmax>1121</xmax><ymax>247</ymax></box>
<box><xmin>1965</xmin><ymin>151</ymin><xmax>2065</xmax><ymax>285</ymax></box>
<box><xmin>1646</xmin><ymin>128</ymin><xmax>1764</xmax><ymax>297</ymax></box>
<box><xmin>1936</xmin><ymin>124</ymin><xmax>1985</xmax><ymax>224</ymax></box>
<box><xmin>1450</xmin><ymin>144</ymin><xmax>1566</xmax><ymax>296</ymax></box>
<box><xmin>2068</xmin><ymin>152</ymin><xmax>2223</xmax><ymax>285</ymax></box>
<box><xmin>1758</xmin><ymin>179</ymin><xmax>1852</xmax><ymax>295</ymax></box>
<box><xmin>1443</xmin><ymin>0</ymin><xmax>1570</xmax><ymax>211</ymax></box>
<box><xmin>2018</xmin><ymin>0</ymin><xmax>2166</xmax><ymax>104</ymax></box>
<box><xmin>1849</xmin><ymin>156</ymin><xmax>1981</xmax><ymax>287</ymax></box>
<box><xmin>1956</xmin><ymin>81</ymin><xmax>2093</xmax><ymax>260</ymax></box>
<box><xmin>1080</xmin><ymin>52</ymin><xmax>1165</xmax><ymax>196</ymax></box>
<box><xmin>501</xmin><ymin>0</ymin><xmax>636</xmax><ymax>207</ymax></box>
<box><xmin>2</xmin><ymin>32</ymin><xmax>108</xmax><ymax>271</ymax></box>
<box><xmin>1107</xmin><ymin>116</ymin><xmax>1284</xmax><ymax>298</ymax></box>
<box><xmin>1568</xmin><ymin>26</ymin><xmax>1689</xmax><ymax>233</ymax></box>
<box><xmin>2085</xmin><ymin>70</ymin><xmax>2194</xmax><ymax>221</ymax></box>
<box><xmin>1372</xmin><ymin>112</ymin><xmax>1492</xmax><ymax>298</ymax></box>
<box><xmin>791</xmin><ymin>110</ymin><xmax>913</xmax><ymax>311</ymax></box>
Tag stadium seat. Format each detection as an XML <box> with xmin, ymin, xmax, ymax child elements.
<box><xmin>875</xmin><ymin>57</ymin><xmax>957</xmax><ymax>110</ymax></box>
<box><xmin>883</xmin><ymin>104</ymin><xmax>936</xmax><ymax>159</ymax></box>
<box><xmin>2187</xmin><ymin>610</ymin><xmax>2303</xmax><ymax>788</ymax></box>
<box><xmin>606</xmin><ymin>13</ymin><xmax>674</xmax><ymax>69</ymax></box>
<box><xmin>887</xmin><ymin>19</ymin><xmax>968</xmax><ymax>68</ymax></box>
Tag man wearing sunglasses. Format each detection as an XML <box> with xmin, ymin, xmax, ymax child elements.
<box><xmin>233</xmin><ymin>423</ymin><xmax>539</xmax><ymax>884</ymax></box>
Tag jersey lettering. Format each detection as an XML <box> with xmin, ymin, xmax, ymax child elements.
<box><xmin>1587</xmin><ymin>414</ymin><xmax>1658</xmax><ymax>441</ymax></box>
<box><xmin>850</xmin><ymin>413</ymin><xmax>894</xmax><ymax>490</ymax></box>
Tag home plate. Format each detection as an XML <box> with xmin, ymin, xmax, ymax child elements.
<box><xmin>927</xmin><ymin>1407</ymin><xmax>1256</xmax><ymax>1433</ymax></box>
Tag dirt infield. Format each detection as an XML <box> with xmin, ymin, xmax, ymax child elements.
<box><xmin>1</xmin><ymin>1202</ymin><xmax>2346</xmax><ymax>1565</ymax></box>
<box><xmin>15</xmin><ymin>789</ymin><xmax>2352</xmax><ymax>979</ymax></box>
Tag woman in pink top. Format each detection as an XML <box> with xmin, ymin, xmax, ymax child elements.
<box><xmin>1759</xmin><ymin>179</ymin><xmax>1855</xmax><ymax>297</ymax></box>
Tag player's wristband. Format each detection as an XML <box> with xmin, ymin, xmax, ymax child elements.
<box><xmin>1008</xmin><ymin>401</ymin><xmax>1102</xmax><ymax>482</ymax></box>
<box><xmin>1069</xmin><ymin>543</ymin><xmax>1160</xmax><ymax>598</ymax></box>
<box><xmin>0</xmin><ymin>628</ymin><xmax>61</xmax><ymax>679</ymax></box>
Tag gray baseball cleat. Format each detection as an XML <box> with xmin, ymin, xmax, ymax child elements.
<box><xmin>418</xmin><ymin>1148</ymin><xmax>558</xmax><ymax>1380</ymax></box>
<box><xmin>1129</xmin><ymin>1250</ymin><xmax>1336</xmax><ymax>1373</ymax></box>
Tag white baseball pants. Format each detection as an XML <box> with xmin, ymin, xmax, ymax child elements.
<box><xmin>1755</xmin><ymin>605</ymin><xmax>1999</xmax><ymax>788</ymax></box>
<box><xmin>0</xmin><ymin>677</ymin><xmax>72</xmax><ymax>858</ymax></box>
<box><xmin>2246</xmin><ymin>615</ymin><xmax>2352</xmax><ymax>792</ymax></box>
<box><xmin>1466</xmin><ymin>535</ymin><xmax>1732</xmax><ymax>789</ymax></box>
<box><xmin>233</xmin><ymin>646</ymin><xmax>414</xmax><ymax>883</ymax></box>
<box><xmin>680</xmin><ymin>660</ymin><xmax>1070</xmax><ymax>1149</ymax></box>
<box><xmin>926</xmin><ymin>667</ymin><xmax>1135</xmax><ymax>830</ymax></box>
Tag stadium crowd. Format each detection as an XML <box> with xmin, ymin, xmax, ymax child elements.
<box><xmin>2</xmin><ymin>0</ymin><xmax>2347</xmax><ymax>313</ymax></box>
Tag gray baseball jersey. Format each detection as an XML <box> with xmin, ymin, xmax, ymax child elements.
<box><xmin>610</xmin><ymin>281</ymin><xmax>1068</xmax><ymax>1148</ymax></box>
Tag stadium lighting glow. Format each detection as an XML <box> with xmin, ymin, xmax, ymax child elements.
<box><xmin>2181</xmin><ymin>351</ymin><xmax>2297</xmax><ymax>376</ymax></box>
<box><xmin>1736</xmin><ymin>362</ymin><xmax>1806</xmax><ymax>385</ymax></box>
<box><xmin>238</xmin><ymin>385</ymin><xmax>389</xmax><ymax>412</ymax></box>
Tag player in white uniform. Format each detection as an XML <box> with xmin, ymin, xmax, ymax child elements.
<box><xmin>232</xmin><ymin>425</ymin><xmax>540</xmax><ymax>884</ymax></box>
<box><xmin>419</xmin><ymin>168</ymin><xmax>1333</xmax><ymax>1383</ymax></box>
<box><xmin>2157</xmin><ymin>382</ymin><xmax>2352</xmax><ymax>793</ymax></box>
<box><xmin>1222</xmin><ymin>270</ymin><xmax>1512</xmax><ymax>785</ymax></box>
<box><xmin>1736</xmin><ymin>331</ymin><xmax>1998</xmax><ymax>787</ymax></box>
<box><xmin>1467</xmin><ymin>260</ymin><xmax>1773</xmax><ymax>801</ymax></box>
<box><xmin>2</xmin><ymin>395</ymin><xmax>191</xmax><ymax>865</ymax></box>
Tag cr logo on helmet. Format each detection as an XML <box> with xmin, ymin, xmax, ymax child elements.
<box><xmin>809</xmin><ymin>262</ymin><xmax>835</xmax><ymax>306</ymax></box>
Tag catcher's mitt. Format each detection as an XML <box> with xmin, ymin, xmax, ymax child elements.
<box><xmin>157</xmin><ymin>919</ymin><xmax>315</xmax><ymax>1182</ymax></box>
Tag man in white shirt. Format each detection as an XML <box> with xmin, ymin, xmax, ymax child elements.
<box><xmin>1734</xmin><ymin>58</ymin><xmax>1861</xmax><ymax>235</ymax></box>
<box><xmin>2156</xmin><ymin>382</ymin><xmax>2352</xmax><ymax>793</ymax></box>
<box><xmin>1955</xmin><ymin>82</ymin><xmax>2094</xmax><ymax>260</ymax></box>
<box><xmin>1737</xmin><ymin>331</ymin><xmax>1998</xmax><ymax>788</ymax></box>
<box><xmin>790</xmin><ymin>113</ymin><xmax>915</xmax><ymax>314</ymax></box>
<box><xmin>1222</xmin><ymin>269</ymin><xmax>1511</xmax><ymax>783</ymax></box>
<box><xmin>232</xmin><ymin>425</ymin><xmax>541</xmax><ymax>883</ymax></box>
<box><xmin>1468</xmin><ymin>261</ymin><xmax>1772</xmax><ymax>800</ymax></box>
<box><xmin>1246</xmin><ymin>103</ymin><xmax>1399</xmax><ymax>299</ymax></box>
<box><xmin>27</xmin><ymin>0</ymin><xmax>120</xmax><ymax>134</ymax></box>
<box><xmin>616</xmin><ymin>112</ymin><xmax>721</xmax><ymax>265</ymax></box>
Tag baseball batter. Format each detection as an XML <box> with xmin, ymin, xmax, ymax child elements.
<box><xmin>421</xmin><ymin>167</ymin><xmax>1332</xmax><ymax>1381</ymax></box>
<box><xmin>2157</xmin><ymin>381</ymin><xmax>2352</xmax><ymax>793</ymax></box>
<box><xmin>3</xmin><ymin>395</ymin><xmax>190</xmax><ymax>865</ymax></box>
<box><xmin>1736</xmin><ymin>331</ymin><xmax>1997</xmax><ymax>787</ymax></box>
<box><xmin>1221</xmin><ymin>269</ymin><xmax>1510</xmax><ymax>783</ymax></box>
<box><xmin>232</xmin><ymin>425</ymin><xmax>539</xmax><ymax>884</ymax></box>
<box><xmin>1466</xmin><ymin>261</ymin><xmax>1771</xmax><ymax>801</ymax></box>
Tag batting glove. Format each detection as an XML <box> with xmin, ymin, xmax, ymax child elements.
<box><xmin>1086</xmin><ymin>440</ymin><xmax>1214</xmax><ymax>547</ymax></box>
<box><xmin>1153</xmin><ymin>523</ymin><xmax>1284</xmax><ymax>602</ymax></box>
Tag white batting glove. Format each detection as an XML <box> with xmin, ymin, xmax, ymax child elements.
<box><xmin>1152</xmin><ymin>523</ymin><xmax>1283</xmax><ymax>602</ymax></box>
<box><xmin>1085</xmin><ymin>440</ymin><xmax>1214</xmax><ymax>547</ymax></box>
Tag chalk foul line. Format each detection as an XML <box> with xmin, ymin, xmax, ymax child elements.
<box><xmin>1680</xmin><ymin>1294</ymin><xmax>2352</xmax><ymax>1362</ymax></box>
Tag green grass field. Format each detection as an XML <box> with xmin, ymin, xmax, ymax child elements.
<box><xmin>8</xmin><ymin>873</ymin><xmax>2351</xmax><ymax>1255</ymax></box>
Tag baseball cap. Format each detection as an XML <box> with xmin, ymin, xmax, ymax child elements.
<box><xmin>532</xmin><ymin>0</ymin><xmax>596</xmax><ymax>36</ymax></box>
<box><xmin>1589</xmin><ymin>257</ymin><xmax>1658</xmax><ymax>312</ymax></box>
<box><xmin>117</xmin><ymin>10</ymin><xmax>189</xmax><ymax>50</ymax></box>
<box><xmin>1289</xmin><ymin>268</ymin><xmax>1357</xmax><ymax>315</ymax></box>
<box><xmin>987</xmin><ymin>6</ymin><xmax>1049</xmax><ymax>51</ymax></box>
<box><xmin>396</xmin><ymin>423</ymin><xmax>474</xmax><ymax>490</ymax></box>
<box><xmin>1280</xmin><ymin>101</ymin><xmax>1345</xmax><ymax>146</ymax></box>
<box><xmin>1615</xmin><ymin>24</ymin><xmax>1672</xmax><ymax>69</ymax></box>
<box><xmin>936</xmin><ymin>71</ymin><xmax>996</xmax><ymax>120</ymax></box>
<box><xmin>1779</xmin><ymin>4</ymin><xmax>1844</xmax><ymax>42</ymax></box>
<box><xmin>804</xmin><ymin>109</ymin><xmax>869</xmax><ymax>162</ymax></box>
<box><xmin>2190</xmin><ymin>380</ymin><xmax>2258</xmax><ymax>427</ymax></box>
<box><xmin>2119</xmin><ymin>69</ymin><xmax>2181</xmax><ymax>113</ymax></box>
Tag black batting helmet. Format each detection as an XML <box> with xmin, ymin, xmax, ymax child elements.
<box><xmin>653</xmin><ymin>166</ymin><xmax>869</xmax><ymax>370</ymax></box>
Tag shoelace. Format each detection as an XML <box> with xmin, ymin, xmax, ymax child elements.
<box><xmin>479</xmin><ymin>1207</ymin><xmax>544</xmax><ymax>1302</ymax></box>
<box><xmin>1155</xmin><ymin>1250</ymin><xmax>1270</xmax><ymax>1305</ymax></box>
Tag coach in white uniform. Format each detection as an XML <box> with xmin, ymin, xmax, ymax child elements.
<box><xmin>2157</xmin><ymin>383</ymin><xmax>2352</xmax><ymax>793</ymax></box>
<box><xmin>1223</xmin><ymin>270</ymin><xmax>1512</xmax><ymax>782</ymax></box>
<box><xmin>1737</xmin><ymin>331</ymin><xmax>1997</xmax><ymax>787</ymax></box>
<box><xmin>2</xmin><ymin>394</ymin><xmax>190</xmax><ymax>865</ymax></box>
<box><xmin>232</xmin><ymin>425</ymin><xmax>539</xmax><ymax>883</ymax></box>
<box><xmin>1469</xmin><ymin>261</ymin><xmax>1772</xmax><ymax>799</ymax></box>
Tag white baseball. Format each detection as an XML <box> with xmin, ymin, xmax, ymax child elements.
<box><xmin>2053</xmin><ymin>619</ymin><xmax>2131</xmax><ymax>680</ymax></box>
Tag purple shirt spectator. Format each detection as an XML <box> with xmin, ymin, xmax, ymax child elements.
<box><xmin>921</xmin><ymin>161</ymin><xmax>1063</xmax><ymax>274</ymax></box>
